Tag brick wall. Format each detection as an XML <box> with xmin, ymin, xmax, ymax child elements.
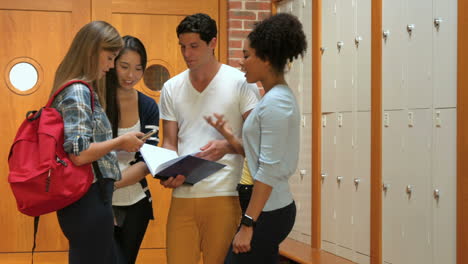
<box><xmin>227</xmin><ymin>0</ymin><xmax>272</xmax><ymax>69</ymax></box>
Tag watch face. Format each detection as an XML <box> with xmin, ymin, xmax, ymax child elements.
<box><xmin>241</xmin><ymin>214</ymin><xmax>254</xmax><ymax>227</ymax></box>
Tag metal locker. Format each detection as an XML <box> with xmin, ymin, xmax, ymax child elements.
<box><xmin>301</xmin><ymin>0</ymin><xmax>313</xmax><ymax>114</ymax></box>
<box><xmin>352</xmin><ymin>111</ymin><xmax>371</xmax><ymax>260</ymax></box>
<box><xmin>354</xmin><ymin>253</ymin><xmax>370</xmax><ymax>264</ymax></box>
<box><xmin>382</xmin><ymin>110</ymin><xmax>407</xmax><ymax>264</ymax></box>
<box><xmin>276</xmin><ymin>0</ymin><xmax>293</xmax><ymax>13</ymax></box>
<box><xmin>403</xmin><ymin>109</ymin><xmax>432</xmax><ymax>264</ymax></box>
<box><xmin>322</xmin><ymin>0</ymin><xmax>338</xmax><ymax>113</ymax></box>
<box><xmin>276</xmin><ymin>0</ymin><xmax>313</xmax><ymax>245</ymax></box>
<box><xmin>336</xmin><ymin>0</ymin><xmax>354</xmax><ymax>113</ymax></box>
<box><xmin>290</xmin><ymin>113</ymin><xmax>312</xmax><ymax>242</ymax></box>
<box><xmin>280</xmin><ymin>0</ymin><xmax>304</xmax><ymax>114</ymax></box>
<box><xmin>355</xmin><ymin>0</ymin><xmax>371</xmax><ymax>112</ymax></box>
<box><xmin>433</xmin><ymin>0</ymin><xmax>457</xmax><ymax>108</ymax></box>
<box><xmin>321</xmin><ymin>113</ymin><xmax>338</xmax><ymax>253</ymax></box>
<box><xmin>335</xmin><ymin>112</ymin><xmax>354</xmax><ymax>260</ymax></box>
<box><xmin>432</xmin><ymin>108</ymin><xmax>457</xmax><ymax>264</ymax></box>
<box><xmin>382</xmin><ymin>0</ymin><xmax>405</xmax><ymax>111</ymax></box>
<box><xmin>284</xmin><ymin>60</ymin><xmax>303</xmax><ymax>112</ymax></box>
<box><xmin>406</xmin><ymin>0</ymin><xmax>433</xmax><ymax>109</ymax></box>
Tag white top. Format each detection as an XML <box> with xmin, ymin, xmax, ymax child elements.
<box><xmin>112</xmin><ymin>120</ymin><xmax>147</xmax><ymax>206</ymax></box>
<box><xmin>160</xmin><ymin>64</ymin><xmax>259</xmax><ymax>198</ymax></box>
<box><xmin>243</xmin><ymin>84</ymin><xmax>300</xmax><ymax>211</ymax></box>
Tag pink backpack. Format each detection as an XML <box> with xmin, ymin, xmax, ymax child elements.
<box><xmin>8</xmin><ymin>80</ymin><xmax>95</xmax><ymax>216</ymax></box>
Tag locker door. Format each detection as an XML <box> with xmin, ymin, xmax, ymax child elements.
<box><xmin>335</xmin><ymin>112</ymin><xmax>354</xmax><ymax>260</ymax></box>
<box><xmin>352</xmin><ymin>111</ymin><xmax>371</xmax><ymax>263</ymax></box>
<box><xmin>432</xmin><ymin>108</ymin><xmax>456</xmax><ymax>264</ymax></box>
<box><xmin>406</xmin><ymin>0</ymin><xmax>433</xmax><ymax>109</ymax></box>
<box><xmin>433</xmin><ymin>0</ymin><xmax>457</xmax><ymax>108</ymax></box>
<box><xmin>403</xmin><ymin>109</ymin><xmax>432</xmax><ymax>264</ymax></box>
<box><xmin>276</xmin><ymin>0</ymin><xmax>312</xmax><ymax>245</ymax></box>
<box><xmin>382</xmin><ymin>0</ymin><xmax>405</xmax><ymax>111</ymax></box>
<box><xmin>355</xmin><ymin>0</ymin><xmax>371</xmax><ymax>112</ymax></box>
<box><xmin>322</xmin><ymin>0</ymin><xmax>338</xmax><ymax>113</ymax></box>
<box><xmin>321</xmin><ymin>113</ymin><xmax>337</xmax><ymax>253</ymax></box>
<box><xmin>282</xmin><ymin>0</ymin><xmax>303</xmax><ymax>113</ymax></box>
<box><xmin>336</xmin><ymin>0</ymin><xmax>354</xmax><ymax>113</ymax></box>
<box><xmin>289</xmin><ymin>112</ymin><xmax>312</xmax><ymax>244</ymax></box>
<box><xmin>382</xmin><ymin>110</ymin><xmax>406</xmax><ymax>264</ymax></box>
<box><xmin>301</xmin><ymin>0</ymin><xmax>313</xmax><ymax>115</ymax></box>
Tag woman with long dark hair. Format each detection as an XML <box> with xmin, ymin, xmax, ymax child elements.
<box><xmin>106</xmin><ymin>35</ymin><xmax>159</xmax><ymax>264</ymax></box>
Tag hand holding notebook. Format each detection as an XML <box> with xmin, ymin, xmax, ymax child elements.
<box><xmin>139</xmin><ymin>144</ymin><xmax>226</xmax><ymax>185</ymax></box>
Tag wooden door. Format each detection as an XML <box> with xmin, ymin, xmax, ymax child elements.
<box><xmin>0</xmin><ymin>0</ymin><xmax>90</xmax><ymax>253</ymax></box>
<box><xmin>1</xmin><ymin>0</ymin><xmax>224</xmax><ymax>262</ymax></box>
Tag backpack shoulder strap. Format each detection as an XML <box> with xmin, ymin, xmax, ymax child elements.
<box><xmin>45</xmin><ymin>80</ymin><xmax>95</xmax><ymax>111</ymax></box>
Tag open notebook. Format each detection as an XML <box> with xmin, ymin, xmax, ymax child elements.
<box><xmin>139</xmin><ymin>144</ymin><xmax>226</xmax><ymax>185</ymax></box>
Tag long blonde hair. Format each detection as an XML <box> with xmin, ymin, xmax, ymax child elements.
<box><xmin>50</xmin><ymin>21</ymin><xmax>123</xmax><ymax>100</ymax></box>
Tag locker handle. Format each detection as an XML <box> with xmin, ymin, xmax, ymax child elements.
<box><xmin>354</xmin><ymin>178</ymin><xmax>361</xmax><ymax>185</ymax></box>
<box><xmin>434</xmin><ymin>189</ymin><xmax>440</xmax><ymax>199</ymax></box>
<box><xmin>320</xmin><ymin>47</ymin><xmax>326</xmax><ymax>54</ymax></box>
<box><xmin>299</xmin><ymin>169</ymin><xmax>307</xmax><ymax>181</ymax></box>
<box><xmin>321</xmin><ymin>173</ymin><xmax>328</xmax><ymax>180</ymax></box>
<box><xmin>406</xmin><ymin>185</ymin><xmax>413</xmax><ymax>195</ymax></box>
<box><xmin>434</xmin><ymin>18</ymin><xmax>443</xmax><ymax>29</ymax></box>
<box><xmin>354</xmin><ymin>36</ymin><xmax>362</xmax><ymax>47</ymax></box>
<box><xmin>337</xmin><ymin>41</ymin><xmax>344</xmax><ymax>51</ymax></box>
<box><xmin>407</xmin><ymin>24</ymin><xmax>415</xmax><ymax>34</ymax></box>
<box><xmin>383</xmin><ymin>183</ymin><xmax>390</xmax><ymax>191</ymax></box>
<box><xmin>383</xmin><ymin>30</ymin><xmax>390</xmax><ymax>40</ymax></box>
<box><xmin>337</xmin><ymin>176</ymin><xmax>343</xmax><ymax>183</ymax></box>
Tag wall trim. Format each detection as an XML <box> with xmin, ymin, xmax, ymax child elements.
<box><xmin>311</xmin><ymin>0</ymin><xmax>322</xmax><ymax>249</ymax></box>
<box><xmin>457</xmin><ymin>0</ymin><xmax>467</xmax><ymax>263</ymax></box>
<box><xmin>370</xmin><ymin>0</ymin><xmax>383</xmax><ymax>263</ymax></box>
<box><xmin>218</xmin><ymin>0</ymin><xmax>228</xmax><ymax>64</ymax></box>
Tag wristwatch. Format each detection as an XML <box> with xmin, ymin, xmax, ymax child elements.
<box><xmin>240</xmin><ymin>214</ymin><xmax>256</xmax><ymax>227</ymax></box>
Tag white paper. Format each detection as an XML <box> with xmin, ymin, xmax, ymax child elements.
<box><xmin>139</xmin><ymin>143</ymin><xmax>178</xmax><ymax>175</ymax></box>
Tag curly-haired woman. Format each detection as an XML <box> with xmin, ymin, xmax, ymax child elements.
<box><xmin>219</xmin><ymin>13</ymin><xmax>308</xmax><ymax>263</ymax></box>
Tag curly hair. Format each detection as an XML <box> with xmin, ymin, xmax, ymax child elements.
<box><xmin>176</xmin><ymin>13</ymin><xmax>217</xmax><ymax>44</ymax></box>
<box><xmin>248</xmin><ymin>13</ymin><xmax>307</xmax><ymax>73</ymax></box>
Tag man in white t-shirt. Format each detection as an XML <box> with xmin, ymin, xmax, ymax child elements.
<box><xmin>159</xmin><ymin>13</ymin><xmax>259</xmax><ymax>264</ymax></box>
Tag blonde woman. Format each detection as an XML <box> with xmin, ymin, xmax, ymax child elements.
<box><xmin>50</xmin><ymin>21</ymin><xmax>144</xmax><ymax>264</ymax></box>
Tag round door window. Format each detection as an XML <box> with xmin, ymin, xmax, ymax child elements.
<box><xmin>143</xmin><ymin>64</ymin><xmax>170</xmax><ymax>91</ymax></box>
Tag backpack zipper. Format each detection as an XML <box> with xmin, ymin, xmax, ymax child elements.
<box><xmin>45</xmin><ymin>169</ymin><xmax>51</xmax><ymax>192</ymax></box>
<box><xmin>56</xmin><ymin>156</ymin><xmax>68</xmax><ymax>167</ymax></box>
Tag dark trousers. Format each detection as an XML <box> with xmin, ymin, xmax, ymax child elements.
<box><xmin>237</xmin><ymin>184</ymin><xmax>253</xmax><ymax>214</ymax></box>
<box><xmin>226</xmin><ymin>185</ymin><xmax>296</xmax><ymax>264</ymax></box>
<box><xmin>57</xmin><ymin>179</ymin><xmax>117</xmax><ymax>264</ymax></box>
<box><xmin>113</xmin><ymin>198</ymin><xmax>153</xmax><ymax>264</ymax></box>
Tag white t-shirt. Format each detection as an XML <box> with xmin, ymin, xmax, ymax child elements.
<box><xmin>160</xmin><ymin>64</ymin><xmax>259</xmax><ymax>198</ymax></box>
<box><xmin>112</xmin><ymin>120</ymin><xmax>146</xmax><ymax>206</ymax></box>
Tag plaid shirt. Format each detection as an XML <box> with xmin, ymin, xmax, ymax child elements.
<box><xmin>51</xmin><ymin>83</ymin><xmax>121</xmax><ymax>181</ymax></box>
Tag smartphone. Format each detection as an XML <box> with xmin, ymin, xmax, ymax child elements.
<box><xmin>140</xmin><ymin>130</ymin><xmax>156</xmax><ymax>141</ymax></box>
